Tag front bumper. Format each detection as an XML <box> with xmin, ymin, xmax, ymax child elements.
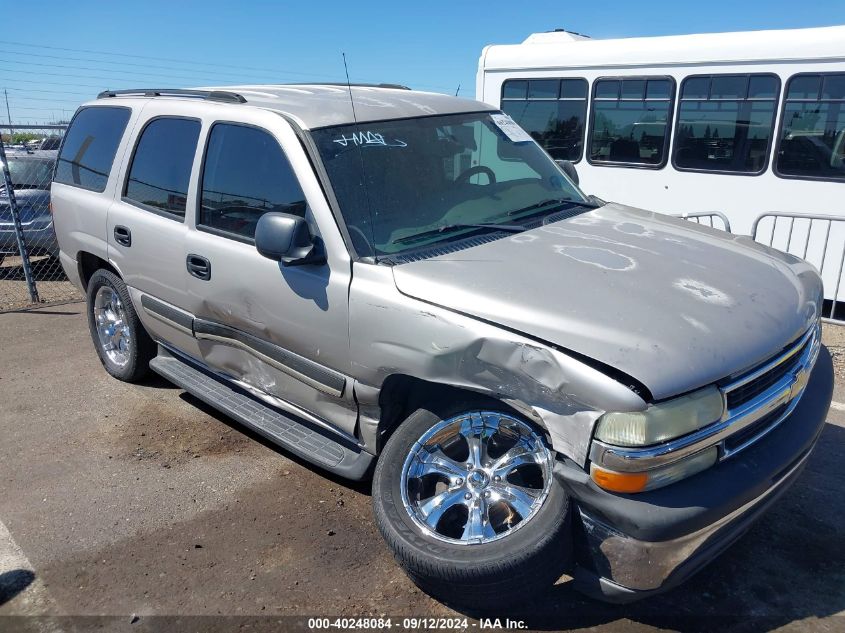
<box><xmin>556</xmin><ymin>345</ymin><xmax>833</xmax><ymax>603</ymax></box>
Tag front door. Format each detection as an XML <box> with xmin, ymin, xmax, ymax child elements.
<box><xmin>183</xmin><ymin>116</ymin><xmax>356</xmax><ymax>437</ymax></box>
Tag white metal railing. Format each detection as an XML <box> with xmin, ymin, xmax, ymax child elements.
<box><xmin>752</xmin><ymin>213</ymin><xmax>845</xmax><ymax>323</ymax></box>
<box><xmin>676</xmin><ymin>211</ymin><xmax>732</xmax><ymax>233</ymax></box>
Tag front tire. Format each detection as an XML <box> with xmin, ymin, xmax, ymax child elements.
<box><xmin>86</xmin><ymin>269</ymin><xmax>154</xmax><ymax>382</ymax></box>
<box><xmin>372</xmin><ymin>399</ymin><xmax>572</xmax><ymax>611</ymax></box>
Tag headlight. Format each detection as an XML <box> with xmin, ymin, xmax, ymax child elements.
<box><xmin>591</xmin><ymin>446</ymin><xmax>718</xmax><ymax>493</ymax></box>
<box><xmin>594</xmin><ymin>385</ymin><xmax>724</xmax><ymax>447</ymax></box>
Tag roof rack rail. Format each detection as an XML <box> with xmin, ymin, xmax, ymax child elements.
<box><xmin>285</xmin><ymin>82</ymin><xmax>411</xmax><ymax>90</ymax></box>
<box><xmin>373</xmin><ymin>83</ymin><xmax>411</xmax><ymax>90</ymax></box>
<box><xmin>97</xmin><ymin>88</ymin><xmax>246</xmax><ymax>103</ymax></box>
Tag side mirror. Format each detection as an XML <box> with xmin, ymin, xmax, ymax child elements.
<box><xmin>555</xmin><ymin>159</ymin><xmax>579</xmax><ymax>186</ymax></box>
<box><xmin>255</xmin><ymin>212</ymin><xmax>325</xmax><ymax>266</ymax></box>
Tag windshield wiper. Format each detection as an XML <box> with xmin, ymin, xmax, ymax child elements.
<box><xmin>505</xmin><ymin>197</ymin><xmax>599</xmax><ymax>218</ymax></box>
<box><xmin>393</xmin><ymin>222</ymin><xmax>524</xmax><ymax>246</ymax></box>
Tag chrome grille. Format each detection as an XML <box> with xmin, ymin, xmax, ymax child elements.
<box><xmin>725</xmin><ymin>337</ymin><xmax>810</xmax><ymax>410</ymax></box>
<box><xmin>719</xmin><ymin>323</ymin><xmax>820</xmax><ymax>458</ymax></box>
<box><xmin>590</xmin><ymin>322</ymin><xmax>821</xmax><ymax>473</ymax></box>
<box><xmin>723</xmin><ymin>403</ymin><xmax>788</xmax><ymax>453</ymax></box>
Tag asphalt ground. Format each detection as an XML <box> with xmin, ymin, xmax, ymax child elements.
<box><xmin>0</xmin><ymin>303</ymin><xmax>843</xmax><ymax>632</ymax></box>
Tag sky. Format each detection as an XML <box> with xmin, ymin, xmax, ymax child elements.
<box><xmin>2</xmin><ymin>0</ymin><xmax>845</xmax><ymax>124</ymax></box>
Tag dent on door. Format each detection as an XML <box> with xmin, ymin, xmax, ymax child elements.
<box><xmin>184</xmin><ymin>234</ymin><xmax>359</xmax><ymax>439</ymax></box>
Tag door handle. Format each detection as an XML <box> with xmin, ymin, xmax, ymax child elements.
<box><xmin>186</xmin><ymin>254</ymin><xmax>211</xmax><ymax>281</ymax></box>
<box><xmin>114</xmin><ymin>225</ymin><xmax>132</xmax><ymax>247</ymax></box>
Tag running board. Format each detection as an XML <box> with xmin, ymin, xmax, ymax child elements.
<box><xmin>149</xmin><ymin>351</ymin><xmax>374</xmax><ymax>480</ymax></box>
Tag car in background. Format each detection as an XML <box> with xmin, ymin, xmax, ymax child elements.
<box><xmin>0</xmin><ymin>149</ymin><xmax>58</xmax><ymax>266</ymax></box>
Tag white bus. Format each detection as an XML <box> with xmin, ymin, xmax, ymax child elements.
<box><xmin>477</xmin><ymin>26</ymin><xmax>845</xmax><ymax>317</ymax></box>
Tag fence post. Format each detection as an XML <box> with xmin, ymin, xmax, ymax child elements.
<box><xmin>0</xmin><ymin>134</ymin><xmax>39</xmax><ymax>303</ymax></box>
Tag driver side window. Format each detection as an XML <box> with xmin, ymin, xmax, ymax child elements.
<box><xmin>198</xmin><ymin>123</ymin><xmax>306</xmax><ymax>240</ymax></box>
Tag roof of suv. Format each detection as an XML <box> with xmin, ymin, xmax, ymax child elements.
<box><xmin>96</xmin><ymin>85</ymin><xmax>495</xmax><ymax>130</ymax></box>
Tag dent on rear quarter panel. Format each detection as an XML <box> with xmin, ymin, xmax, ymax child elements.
<box><xmin>349</xmin><ymin>264</ymin><xmax>646</xmax><ymax>466</ymax></box>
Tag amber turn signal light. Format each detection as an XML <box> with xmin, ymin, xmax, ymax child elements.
<box><xmin>590</xmin><ymin>465</ymin><xmax>648</xmax><ymax>493</ymax></box>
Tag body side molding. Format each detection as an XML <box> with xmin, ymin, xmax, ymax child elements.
<box><xmin>139</xmin><ymin>293</ymin><xmax>347</xmax><ymax>397</ymax></box>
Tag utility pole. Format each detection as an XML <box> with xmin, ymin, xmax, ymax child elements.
<box><xmin>4</xmin><ymin>89</ymin><xmax>13</xmax><ymax>139</ymax></box>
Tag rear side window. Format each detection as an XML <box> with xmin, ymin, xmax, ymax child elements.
<box><xmin>673</xmin><ymin>74</ymin><xmax>780</xmax><ymax>174</ymax></box>
<box><xmin>124</xmin><ymin>117</ymin><xmax>201</xmax><ymax>218</ymax></box>
<box><xmin>54</xmin><ymin>106</ymin><xmax>130</xmax><ymax>192</ymax></box>
<box><xmin>500</xmin><ymin>78</ymin><xmax>589</xmax><ymax>162</ymax></box>
<box><xmin>198</xmin><ymin>123</ymin><xmax>306</xmax><ymax>240</ymax></box>
<box><xmin>776</xmin><ymin>73</ymin><xmax>845</xmax><ymax>181</ymax></box>
<box><xmin>588</xmin><ymin>77</ymin><xmax>675</xmax><ymax>167</ymax></box>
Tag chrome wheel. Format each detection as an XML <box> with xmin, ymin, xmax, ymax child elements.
<box><xmin>93</xmin><ymin>286</ymin><xmax>132</xmax><ymax>368</ymax></box>
<box><xmin>400</xmin><ymin>411</ymin><xmax>553</xmax><ymax>545</ymax></box>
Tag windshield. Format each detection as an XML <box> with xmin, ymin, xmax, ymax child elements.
<box><xmin>6</xmin><ymin>156</ymin><xmax>54</xmax><ymax>189</ymax></box>
<box><xmin>310</xmin><ymin>111</ymin><xmax>589</xmax><ymax>258</ymax></box>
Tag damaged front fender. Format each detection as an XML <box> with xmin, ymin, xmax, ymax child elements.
<box><xmin>349</xmin><ymin>264</ymin><xmax>647</xmax><ymax>466</ymax></box>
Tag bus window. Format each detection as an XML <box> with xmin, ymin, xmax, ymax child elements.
<box><xmin>588</xmin><ymin>77</ymin><xmax>674</xmax><ymax>167</ymax></box>
<box><xmin>500</xmin><ymin>78</ymin><xmax>588</xmax><ymax>162</ymax></box>
<box><xmin>673</xmin><ymin>74</ymin><xmax>780</xmax><ymax>174</ymax></box>
<box><xmin>776</xmin><ymin>73</ymin><xmax>845</xmax><ymax>181</ymax></box>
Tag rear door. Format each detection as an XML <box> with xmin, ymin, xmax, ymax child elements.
<box><xmin>50</xmin><ymin>105</ymin><xmax>134</xmax><ymax>284</ymax></box>
<box><xmin>107</xmin><ymin>100</ymin><xmax>203</xmax><ymax>356</ymax></box>
<box><xmin>183</xmin><ymin>111</ymin><xmax>356</xmax><ymax>437</ymax></box>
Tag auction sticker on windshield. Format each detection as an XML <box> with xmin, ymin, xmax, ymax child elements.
<box><xmin>490</xmin><ymin>113</ymin><xmax>533</xmax><ymax>143</ymax></box>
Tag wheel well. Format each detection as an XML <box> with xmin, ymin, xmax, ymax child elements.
<box><xmin>77</xmin><ymin>251</ymin><xmax>118</xmax><ymax>290</ymax></box>
<box><xmin>375</xmin><ymin>375</ymin><xmax>524</xmax><ymax>452</ymax></box>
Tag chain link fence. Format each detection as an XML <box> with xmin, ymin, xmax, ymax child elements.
<box><xmin>0</xmin><ymin>124</ymin><xmax>84</xmax><ymax>311</ymax></box>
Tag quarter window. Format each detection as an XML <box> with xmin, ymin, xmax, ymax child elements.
<box><xmin>54</xmin><ymin>106</ymin><xmax>130</xmax><ymax>192</ymax></box>
<box><xmin>199</xmin><ymin>123</ymin><xmax>306</xmax><ymax>239</ymax></box>
<box><xmin>776</xmin><ymin>73</ymin><xmax>845</xmax><ymax>181</ymax></box>
<box><xmin>501</xmin><ymin>78</ymin><xmax>588</xmax><ymax>162</ymax></box>
<box><xmin>124</xmin><ymin>118</ymin><xmax>200</xmax><ymax>218</ymax></box>
<box><xmin>588</xmin><ymin>77</ymin><xmax>674</xmax><ymax>167</ymax></box>
<box><xmin>673</xmin><ymin>74</ymin><xmax>780</xmax><ymax>174</ymax></box>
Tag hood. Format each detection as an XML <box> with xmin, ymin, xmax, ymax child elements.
<box><xmin>391</xmin><ymin>203</ymin><xmax>822</xmax><ymax>400</ymax></box>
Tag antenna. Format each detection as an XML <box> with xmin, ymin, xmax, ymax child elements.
<box><xmin>342</xmin><ymin>52</ymin><xmax>378</xmax><ymax>263</ymax></box>
<box><xmin>342</xmin><ymin>54</ymin><xmax>360</xmax><ymax>123</ymax></box>
<box><xmin>455</xmin><ymin>83</ymin><xmax>461</xmax><ymax>97</ymax></box>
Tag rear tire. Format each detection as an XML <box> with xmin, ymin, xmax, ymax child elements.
<box><xmin>86</xmin><ymin>269</ymin><xmax>155</xmax><ymax>382</ymax></box>
<box><xmin>372</xmin><ymin>398</ymin><xmax>572</xmax><ymax>611</ymax></box>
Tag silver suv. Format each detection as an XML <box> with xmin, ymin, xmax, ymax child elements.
<box><xmin>52</xmin><ymin>85</ymin><xmax>831</xmax><ymax>608</ymax></box>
